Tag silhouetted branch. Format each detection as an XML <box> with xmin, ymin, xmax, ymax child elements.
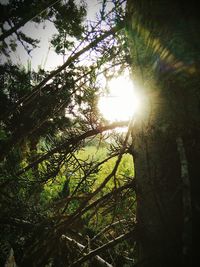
<box><xmin>0</xmin><ymin>0</ymin><xmax>59</xmax><ymax>42</ymax></box>
<box><xmin>17</xmin><ymin>121</ymin><xmax>129</xmax><ymax>176</ymax></box>
<box><xmin>57</xmin><ymin>120</ymin><xmax>135</xmax><ymax>229</ymax></box>
<box><xmin>10</xmin><ymin>22</ymin><xmax>125</xmax><ymax>114</ymax></box>
<box><xmin>61</xmin><ymin>235</ymin><xmax>113</xmax><ymax>267</ymax></box>
<box><xmin>70</xmin><ymin>228</ymin><xmax>136</xmax><ymax>266</ymax></box>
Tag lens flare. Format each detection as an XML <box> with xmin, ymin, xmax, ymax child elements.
<box><xmin>98</xmin><ymin>75</ymin><xmax>141</xmax><ymax>122</ymax></box>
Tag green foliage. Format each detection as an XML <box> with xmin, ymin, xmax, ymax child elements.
<box><xmin>0</xmin><ymin>1</ymin><xmax>136</xmax><ymax>266</ymax></box>
<box><xmin>51</xmin><ymin>0</ymin><xmax>86</xmax><ymax>55</ymax></box>
<box><xmin>42</xmin><ymin>145</ymin><xmax>134</xmax><ymax>199</ymax></box>
<box><xmin>0</xmin><ymin>0</ymin><xmax>86</xmax><ymax>56</ymax></box>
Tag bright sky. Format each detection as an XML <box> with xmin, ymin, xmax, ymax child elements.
<box><xmin>1</xmin><ymin>0</ymin><xmax>105</xmax><ymax>70</ymax></box>
<box><xmin>98</xmin><ymin>74</ymin><xmax>141</xmax><ymax>122</ymax></box>
<box><xmin>1</xmin><ymin>0</ymin><xmax>142</xmax><ymax>124</ymax></box>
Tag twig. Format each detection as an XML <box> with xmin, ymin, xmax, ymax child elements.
<box><xmin>70</xmin><ymin>228</ymin><xmax>136</xmax><ymax>266</ymax></box>
<box><xmin>61</xmin><ymin>235</ymin><xmax>113</xmax><ymax>267</ymax></box>
<box><xmin>16</xmin><ymin>121</ymin><xmax>129</xmax><ymax>176</ymax></box>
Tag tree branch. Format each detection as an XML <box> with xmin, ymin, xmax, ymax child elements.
<box><xmin>9</xmin><ymin>21</ymin><xmax>125</xmax><ymax>115</ymax></box>
<box><xmin>61</xmin><ymin>235</ymin><xmax>113</xmax><ymax>267</ymax></box>
<box><xmin>56</xmin><ymin>119</ymin><xmax>135</xmax><ymax>229</ymax></box>
<box><xmin>0</xmin><ymin>0</ymin><xmax>59</xmax><ymax>42</ymax></box>
<box><xmin>70</xmin><ymin>228</ymin><xmax>136</xmax><ymax>266</ymax></box>
<box><xmin>16</xmin><ymin>121</ymin><xmax>128</xmax><ymax>176</ymax></box>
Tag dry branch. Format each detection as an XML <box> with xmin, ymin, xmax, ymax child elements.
<box><xmin>70</xmin><ymin>228</ymin><xmax>136</xmax><ymax>266</ymax></box>
<box><xmin>61</xmin><ymin>235</ymin><xmax>113</xmax><ymax>267</ymax></box>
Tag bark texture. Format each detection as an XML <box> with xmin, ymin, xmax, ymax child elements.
<box><xmin>126</xmin><ymin>0</ymin><xmax>200</xmax><ymax>266</ymax></box>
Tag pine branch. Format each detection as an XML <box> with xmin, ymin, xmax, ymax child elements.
<box><xmin>16</xmin><ymin>121</ymin><xmax>128</xmax><ymax>176</ymax></box>
<box><xmin>57</xmin><ymin>180</ymin><xmax>135</xmax><ymax>228</ymax></box>
<box><xmin>6</xmin><ymin>21</ymin><xmax>125</xmax><ymax>118</ymax></box>
<box><xmin>61</xmin><ymin>235</ymin><xmax>113</xmax><ymax>267</ymax></box>
<box><xmin>57</xmin><ymin>119</ymin><xmax>135</xmax><ymax>228</ymax></box>
<box><xmin>70</xmin><ymin>228</ymin><xmax>136</xmax><ymax>266</ymax></box>
<box><xmin>0</xmin><ymin>0</ymin><xmax>59</xmax><ymax>42</ymax></box>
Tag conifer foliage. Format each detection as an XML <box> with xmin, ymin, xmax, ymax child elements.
<box><xmin>0</xmin><ymin>1</ymin><xmax>136</xmax><ymax>266</ymax></box>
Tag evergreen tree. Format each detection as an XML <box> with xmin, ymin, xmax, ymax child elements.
<box><xmin>0</xmin><ymin>1</ymin><xmax>137</xmax><ymax>266</ymax></box>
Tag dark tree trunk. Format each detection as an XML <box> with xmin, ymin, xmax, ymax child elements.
<box><xmin>126</xmin><ymin>0</ymin><xmax>200</xmax><ymax>266</ymax></box>
<box><xmin>131</xmin><ymin>124</ymin><xmax>183</xmax><ymax>266</ymax></box>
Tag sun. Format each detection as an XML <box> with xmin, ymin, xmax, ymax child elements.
<box><xmin>98</xmin><ymin>75</ymin><xmax>141</xmax><ymax>123</ymax></box>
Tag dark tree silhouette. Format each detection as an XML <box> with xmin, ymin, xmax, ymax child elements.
<box><xmin>127</xmin><ymin>0</ymin><xmax>200</xmax><ymax>266</ymax></box>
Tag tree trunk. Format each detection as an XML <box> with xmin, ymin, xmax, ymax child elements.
<box><xmin>126</xmin><ymin>0</ymin><xmax>200</xmax><ymax>266</ymax></box>
<box><xmin>131</xmin><ymin>123</ymin><xmax>183</xmax><ymax>266</ymax></box>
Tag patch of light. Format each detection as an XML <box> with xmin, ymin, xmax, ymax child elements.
<box><xmin>98</xmin><ymin>75</ymin><xmax>141</xmax><ymax>123</ymax></box>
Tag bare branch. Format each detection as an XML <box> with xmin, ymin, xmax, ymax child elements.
<box><xmin>70</xmin><ymin>228</ymin><xmax>136</xmax><ymax>266</ymax></box>
<box><xmin>61</xmin><ymin>235</ymin><xmax>113</xmax><ymax>267</ymax></box>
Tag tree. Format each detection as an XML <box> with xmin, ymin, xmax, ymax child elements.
<box><xmin>0</xmin><ymin>1</ymin><xmax>137</xmax><ymax>266</ymax></box>
<box><xmin>0</xmin><ymin>0</ymin><xmax>86</xmax><ymax>55</ymax></box>
<box><xmin>126</xmin><ymin>0</ymin><xmax>200</xmax><ymax>266</ymax></box>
